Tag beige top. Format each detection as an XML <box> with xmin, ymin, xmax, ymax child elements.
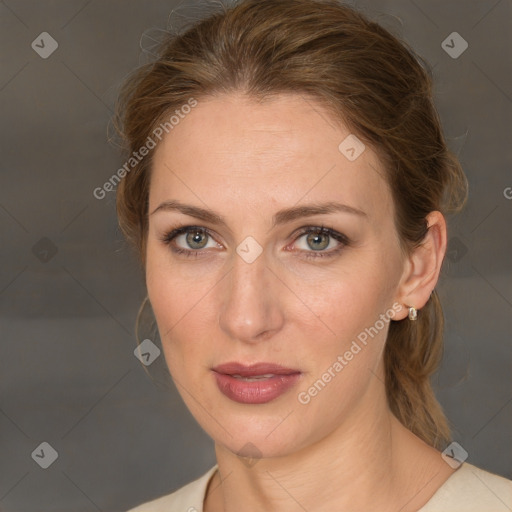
<box><xmin>127</xmin><ymin>462</ymin><xmax>512</xmax><ymax>511</ymax></box>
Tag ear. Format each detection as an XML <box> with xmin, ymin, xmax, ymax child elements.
<box><xmin>393</xmin><ymin>211</ymin><xmax>447</xmax><ymax>320</ymax></box>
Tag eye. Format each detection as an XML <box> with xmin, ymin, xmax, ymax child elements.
<box><xmin>161</xmin><ymin>225</ymin><xmax>221</xmax><ymax>257</ymax></box>
<box><xmin>292</xmin><ymin>226</ymin><xmax>349</xmax><ymax>258</ymax></box>
<box><xmin>161</xmin><ymin>224</ymin><xmax>349</xmax><ymax>260</ymax></box>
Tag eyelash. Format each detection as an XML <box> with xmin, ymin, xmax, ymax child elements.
<box><xmin>160</xmin><ymin>225</ymin><xmax>350</xmax><ymax>260</ymax></box>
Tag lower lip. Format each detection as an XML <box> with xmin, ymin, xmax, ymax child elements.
<box><xmin>213</xmin><ymin>372</ymin><xmax>301</xmax><ymax>404</ymax></box>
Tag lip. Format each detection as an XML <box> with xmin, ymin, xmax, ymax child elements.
<box><xmin>212</xmin><ymin>362</ymin><xmax>302</xmax><ymax>404</ymax></box>
<box><xmin>212</xmin><ymin>362</ymin><xmax>301</xmax><ymax>377</ymax></box>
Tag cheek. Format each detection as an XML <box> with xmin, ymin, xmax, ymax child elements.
<box><xmin>301</xmin><ymin>258</ymin><xmax>391</xmax><ymax>333</ymax></box>
<box><xmin>145</xmin><ymin>247</ymin><xmax>214</xmax><ymax>370</ymax></box>
<box><xmin>293</xmin><ymin>271</ymin><xmax>394</xmax><ymax>410</ymax></box>
<box><xmin>313</xmin><ymin>286</ymin><xmax>384</xmax><ymax>365</ymax></box>
<box><xmin>298</xmin><ymin>258</ymin><xmax>398</xmax><ymax>384</ymax></box>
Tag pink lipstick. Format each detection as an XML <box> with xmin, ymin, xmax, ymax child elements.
<box><xmin>212</xmin><ymin>362</ymin><xmax>301</xmax><ymax>404</ymax></box>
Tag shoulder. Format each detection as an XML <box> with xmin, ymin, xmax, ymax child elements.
<box><xmin>419</xmin><ymin>462</ymin><xmax>512</xmax><ymax>512</ymax></box>
<box><xmin>126</xmin><ymin>465</ymin><xmax>218</xmax><ymax>512</ymax></box>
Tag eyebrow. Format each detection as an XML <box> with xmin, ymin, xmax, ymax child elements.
<box><xmin>150</xmin><ymin>200</ymin><xmax>367</xmax><ymax>228</ymax></box>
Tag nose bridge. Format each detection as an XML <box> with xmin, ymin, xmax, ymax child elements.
<box><xmin>218</xmin><ymin>250</ymin><xmax>284</xmax><ymax>342</ymax></box>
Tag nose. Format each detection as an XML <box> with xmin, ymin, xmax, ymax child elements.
<box><xmin>218</xmin><ymin>251</ymin><xmax>285</xmax><ymax>344</ymax></box>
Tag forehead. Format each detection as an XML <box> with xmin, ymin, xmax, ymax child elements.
<box><xmin>149</xmin><ymin>93</ymin><xmax>392</xmax><ymax>221</ymax></box>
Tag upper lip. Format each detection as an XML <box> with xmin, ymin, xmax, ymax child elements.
<box><xmin>212</xmin><ymin>362</ymin><xmax>301</xmax><ymax>377</ymax></box>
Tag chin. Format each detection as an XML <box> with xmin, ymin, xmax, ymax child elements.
<box><xmin>217</xmin><ymin>427</ymin><xmax>300</xmax><ymax>461</ymax></box>
<box><xmin>200</xmin><ymin>399</ymin><xmax>309</xmax><ymax>460</ymax></box>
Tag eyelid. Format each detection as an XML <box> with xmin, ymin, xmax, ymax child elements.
<box><xmin>161</xmin><ymin>225</ymin><xmax>218</xmax><ymax>244</ymax></box>
<box><xmin>292</xmin><ymin>225</ymin><xmax>350</xmax><ymax>245</ymax></box>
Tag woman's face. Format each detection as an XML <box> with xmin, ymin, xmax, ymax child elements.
<box><xmin>146</xmin><ymin>93</ymin><xmax>408</xmax><ymax>459</ymax></box>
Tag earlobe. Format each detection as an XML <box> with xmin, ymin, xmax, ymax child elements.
<box><xmin>395</xmin><ymin>211</ymin><xmax>447</xmax><ymax>320</ymax></box>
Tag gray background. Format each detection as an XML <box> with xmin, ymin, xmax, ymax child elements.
<box><xmin>0</xmin><ymin>0</ymin><xmax>511</xmax><ymax>510</ymax></box>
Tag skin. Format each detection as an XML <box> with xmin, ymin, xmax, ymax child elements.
<box><xmin>146</xmin><ymin>92</ymin><xmax>455</xmax><ymax>512</ymax></box>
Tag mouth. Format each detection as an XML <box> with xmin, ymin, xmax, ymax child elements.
<box><xmin>230</xmin><ymin>373</ymin><xmax>280</xmax><ymax>382</ymax></box>
<box><xmin>211</xmin><ymin>362</ymin><xmax>302</xmax><ymax>404</ymax></box>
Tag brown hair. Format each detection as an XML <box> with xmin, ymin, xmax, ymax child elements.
<box><xmin>115</xmin><ymin>0</ymin><xmax>468</xmax><ymax>449</ymax></box>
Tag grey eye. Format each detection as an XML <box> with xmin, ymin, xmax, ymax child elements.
<box><xmin>185</xmin><ymin>229</ymin><xmax>209</xmax><ymax>249</ymax></box>
<box><xmin>305</xmin><ymin>232</ymin><xmax>330</xmax><ymax>251</ymax></box>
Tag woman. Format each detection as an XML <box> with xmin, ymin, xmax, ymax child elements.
<box><xmin>118</xmin><ymin>0</ymin><xmax>512</xmax><ymax>510</ymax></box>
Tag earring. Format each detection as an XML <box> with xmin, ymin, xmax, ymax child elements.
<box><xmin>408</xmin><ymin>306</ymin><xmax>418</xmax><ymax>321</ymax></box>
